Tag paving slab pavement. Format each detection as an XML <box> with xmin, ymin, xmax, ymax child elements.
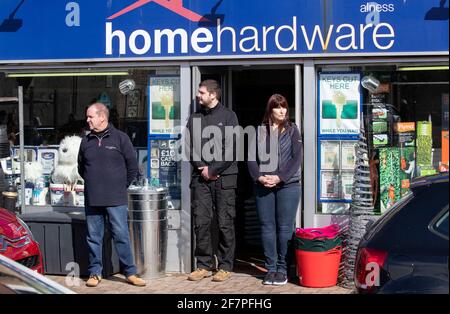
<box><xmin>48</xmin><ymin>272</ymin><xmax>354</xmax><ymax>294</ymax></box>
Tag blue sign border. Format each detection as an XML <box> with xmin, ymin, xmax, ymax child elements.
<box><xmin>0</xmin><ymin>1</ymin><xmax>448</xmax><ymax>62</ymax></box>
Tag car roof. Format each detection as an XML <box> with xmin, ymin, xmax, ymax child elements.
<box><xmin>411</xmin><ymin>173</ymin><xmax>449</xmax><ymax>190</ymax></box>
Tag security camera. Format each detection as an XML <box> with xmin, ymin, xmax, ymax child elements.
<box><xmin>119</xmin><ymin>79</ymin><xmax>136</xmax><ymax>95</ymax></box>
<box><xmin>361</xmin><ymin>75</ymin><xmax>380</xmax><ymax>93</ymax></box>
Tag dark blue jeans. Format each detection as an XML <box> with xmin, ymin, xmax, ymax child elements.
<box><xmin>85</xmin><ymin>205</ymin><xmax>137</xmax><ymax>277</ymax></box>
<box><xmin>255</xmin><ymin>184</ymin><xmax>301</xmax><ymax>275</ymax></box>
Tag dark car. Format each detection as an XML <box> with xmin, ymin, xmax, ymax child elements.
<box><xmin>355</xmin><ymin>173</ymin><xmax>449</xmax><ymax>294</ymax></box>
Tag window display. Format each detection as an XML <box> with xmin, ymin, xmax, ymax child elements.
<box><xmin>364</xmin><ymin>66</ymin><xmax>448</xmax><ymax>213</ymax></box>
<box><xmin>317</xmin><ymin>64</ymin><xmax>449</xmax><ymax>215</ymax></box>
<box><xmin>0</xmin><ymin>67</ymin><xmax>180</xmax><ymax>210</ymax></box>
<box><xmin>365</xmin><ymin>68</ymin><xmax>448</xmax><ymax>213</ymax></box>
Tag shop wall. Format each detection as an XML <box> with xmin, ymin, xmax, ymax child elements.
<box><xmin>0</xmin><ymin>1</ymin><xmax>448</xmax><ymax>62</ymax></box>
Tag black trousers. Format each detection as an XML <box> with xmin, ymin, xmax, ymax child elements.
<box><xmin>191</xmin><ymin>175</ymin><xmax>237</xmax><ymax>271</ymax></box>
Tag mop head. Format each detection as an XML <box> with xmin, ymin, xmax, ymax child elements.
<box><xmin>52</xmin><ymin>135</ymin><xmax>83</xmax><ymax>186</ymax></box>
<box><xmin>24</xmin><ymin>161</ymin><xmax>43</xmax><ymax>183</ymax></box>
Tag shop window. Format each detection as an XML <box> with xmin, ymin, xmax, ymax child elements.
<box><xmin>0</xmin><ymin>67</ymin><xmax>181</xmax><ymax>208</ymax></box>
<box><xmin>316</xmin><ymin>64</ymin><xmax>449</xmax><ymax>215</ymax></box>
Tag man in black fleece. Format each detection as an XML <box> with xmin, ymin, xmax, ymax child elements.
<box><xmin>186</xmin><ymin>80</ymin><xmax>239</xmax><ymax>282</ymax></box>
<box><xmin>78</xmin><ymin>103</ymin><xmax>145</xmax><ymax>287</ymax></box>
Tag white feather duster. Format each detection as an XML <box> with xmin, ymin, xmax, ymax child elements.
<box><xmin>52</xmin><ymin>135</ymin><xmax>83</xmax><ymax>188</ymax></box>
<box><xmin>24</xmin><ymin>161</ymin><xmax>44</xmax><ymax>183</ymax></box>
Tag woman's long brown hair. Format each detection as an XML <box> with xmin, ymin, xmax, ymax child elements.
<box><xmin>262</xmin><ymin>94</ymin><xmax>291</xmax><ymax>133</ymax></box>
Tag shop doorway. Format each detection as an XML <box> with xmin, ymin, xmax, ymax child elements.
<box><xmin>232</xmin><ymin>66</ymin><xmax>296</xmax><ymax>273</ymax></box>
<box><xmin>194</xmin><ymin>65</ymin><xmax>297</xmax><ymax>274</ymax></box>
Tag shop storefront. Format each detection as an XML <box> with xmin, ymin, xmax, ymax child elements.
<box><xmin>0</xmin><ymin>0</ymin><xmax>448</xmax><ymax>274</ymax></box>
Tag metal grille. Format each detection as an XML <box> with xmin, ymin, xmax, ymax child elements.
<box><xmin>16</xmin><ymin>255</ymin><xmax>40</xmax><ymax>269</ymax></box>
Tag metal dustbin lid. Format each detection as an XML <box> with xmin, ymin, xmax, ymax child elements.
<box><xmin>128</xmin><ymin>185</ymin><xmax>167</xmax><ymax>193</ymax></box>
<box><xmin>128</xmin><ymin>185</ymin><xmax>169</xmax><ymax>202</ymax></box>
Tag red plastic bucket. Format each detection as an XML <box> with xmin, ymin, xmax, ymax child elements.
<box><xmin>296</xmin><ymin>247</ymin><xmax>342</xmax><ymax>288</ymax></box>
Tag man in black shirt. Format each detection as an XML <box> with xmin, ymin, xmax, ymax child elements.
<box><xmin>186</xmin><ymin>80</ymin><xmax>239</xmax><ymax>282</ymax></box>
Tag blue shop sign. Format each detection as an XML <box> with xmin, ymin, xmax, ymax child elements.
<box><xmin>0</xmin><ymin>0</ymin><xmax>448</xmax><ymax>62</ymax></box>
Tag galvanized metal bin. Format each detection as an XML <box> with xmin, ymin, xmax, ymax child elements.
<box><xmin>127</xmin><ymin>186</ymin><xmax>168</xmax><ymax>279</ymax></box>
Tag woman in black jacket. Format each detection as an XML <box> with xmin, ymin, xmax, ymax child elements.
<box><xmin>247</xmin><ymin>94</ymin><xmax>303</xmax><ymax>286</ymax></box>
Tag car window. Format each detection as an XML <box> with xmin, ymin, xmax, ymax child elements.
<box><xmin>0</xmin><ymin>266</ymin><xmax>41</xmax><ymax>294</ymax></box>
<box><xmin>0</xmin><ymin>255</ymin><xmax>75</xmax><ymax>294</ymax></box>
<box><xmin>430</xmin><ymin>207</ymin><xmax>449</xmax><ymax>240</ymax></box>
<box><xmin>411</xmin><ymin>182</ymin><xmax>449</xmax><ymax>214</ymax></box>
<box><xmin>365</xmin><ymin>182</ymin><xmax>448</xmax><ymax>241</ymax></box>
<box><xmin>364</xmin><ymin>193</ymin><xmax>414</xmax><ymax>240</ymax></box>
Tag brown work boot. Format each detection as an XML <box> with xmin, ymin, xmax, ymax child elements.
<box><xmin>212</xmin><ymin>269</ymin><xmax>231</xmax><ymax>282</ymax></box>
<box><xmin>126</xmin><ymin>275</ymin><xmax>146</xmax><ymax>287</ymax></box>
<box><xmin>86</xmin><ymin>275</ymin><xmax>102</xmax><ymax>287</ymax></box>
<box><xmin>187</xmin><ymin>268</ymin><xmax>211</xmax><ymax>281</ymax></box>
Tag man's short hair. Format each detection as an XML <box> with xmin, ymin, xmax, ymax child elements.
<box><xmin>199</xmin><ymin>79</ymin><xmax>221</xmax><ymax>101</ymax></box>
<box><xmin>90</xmin><ymin>103</ymin><xmax>110</xmax><ymax>120</ymax></box>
